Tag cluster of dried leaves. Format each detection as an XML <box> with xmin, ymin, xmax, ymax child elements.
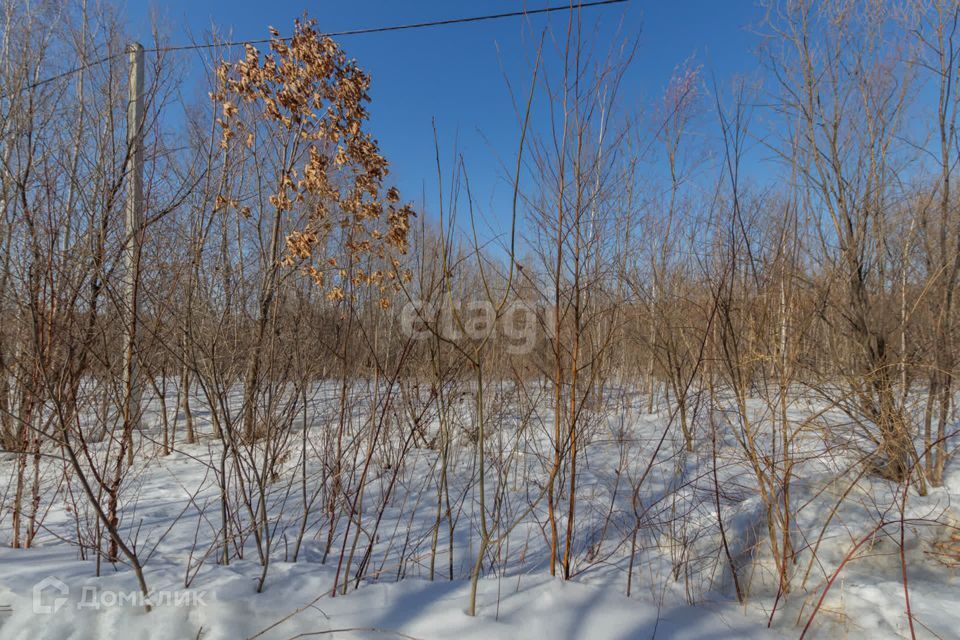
<box><xmin>212</xmin><ymin>19</ymin><xmax>413</xmax><ymax>304</ymax></box>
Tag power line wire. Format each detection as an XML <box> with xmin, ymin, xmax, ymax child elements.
<box><xmin>156</xmin><ymin>0</ymin><xmax>627</xmax><ymax>51</ymax></box>
<box><xmin>4</xmin><ymin>0</ymin><xmax>628</xmax><ymax>99</ymax></box>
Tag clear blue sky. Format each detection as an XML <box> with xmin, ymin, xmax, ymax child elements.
<box><xmin>124</xmin><ymin>1</ymin><xmax>768</xmax><ymax>243</ymax></box>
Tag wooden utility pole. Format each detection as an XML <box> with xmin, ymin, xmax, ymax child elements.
<box><xmin>123</xmin><ymin>42</ymin><xmax>144</xmax><ymax>467</ymax></box>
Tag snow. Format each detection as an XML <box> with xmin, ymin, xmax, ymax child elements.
<box><xmin>0</xmin><ymin>383</ymin><xmax>958</xmax><ymax>639</ymax></box>
<box><xmin>0</xmin><ymin>552</ymin><xmax>783</xmax><ymax>639</ymax></box>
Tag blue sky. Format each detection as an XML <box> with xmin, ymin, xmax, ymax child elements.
<box><xmin>124</xmin><ymin>1</ymin><xmax>769</xmax><ymax>243</ymax></box>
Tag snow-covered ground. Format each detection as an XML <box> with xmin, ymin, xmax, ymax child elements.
<box><xmin>0</xmin><ymin>382</ymin><xmax>957</xmax><ymax>639</ymax></box>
